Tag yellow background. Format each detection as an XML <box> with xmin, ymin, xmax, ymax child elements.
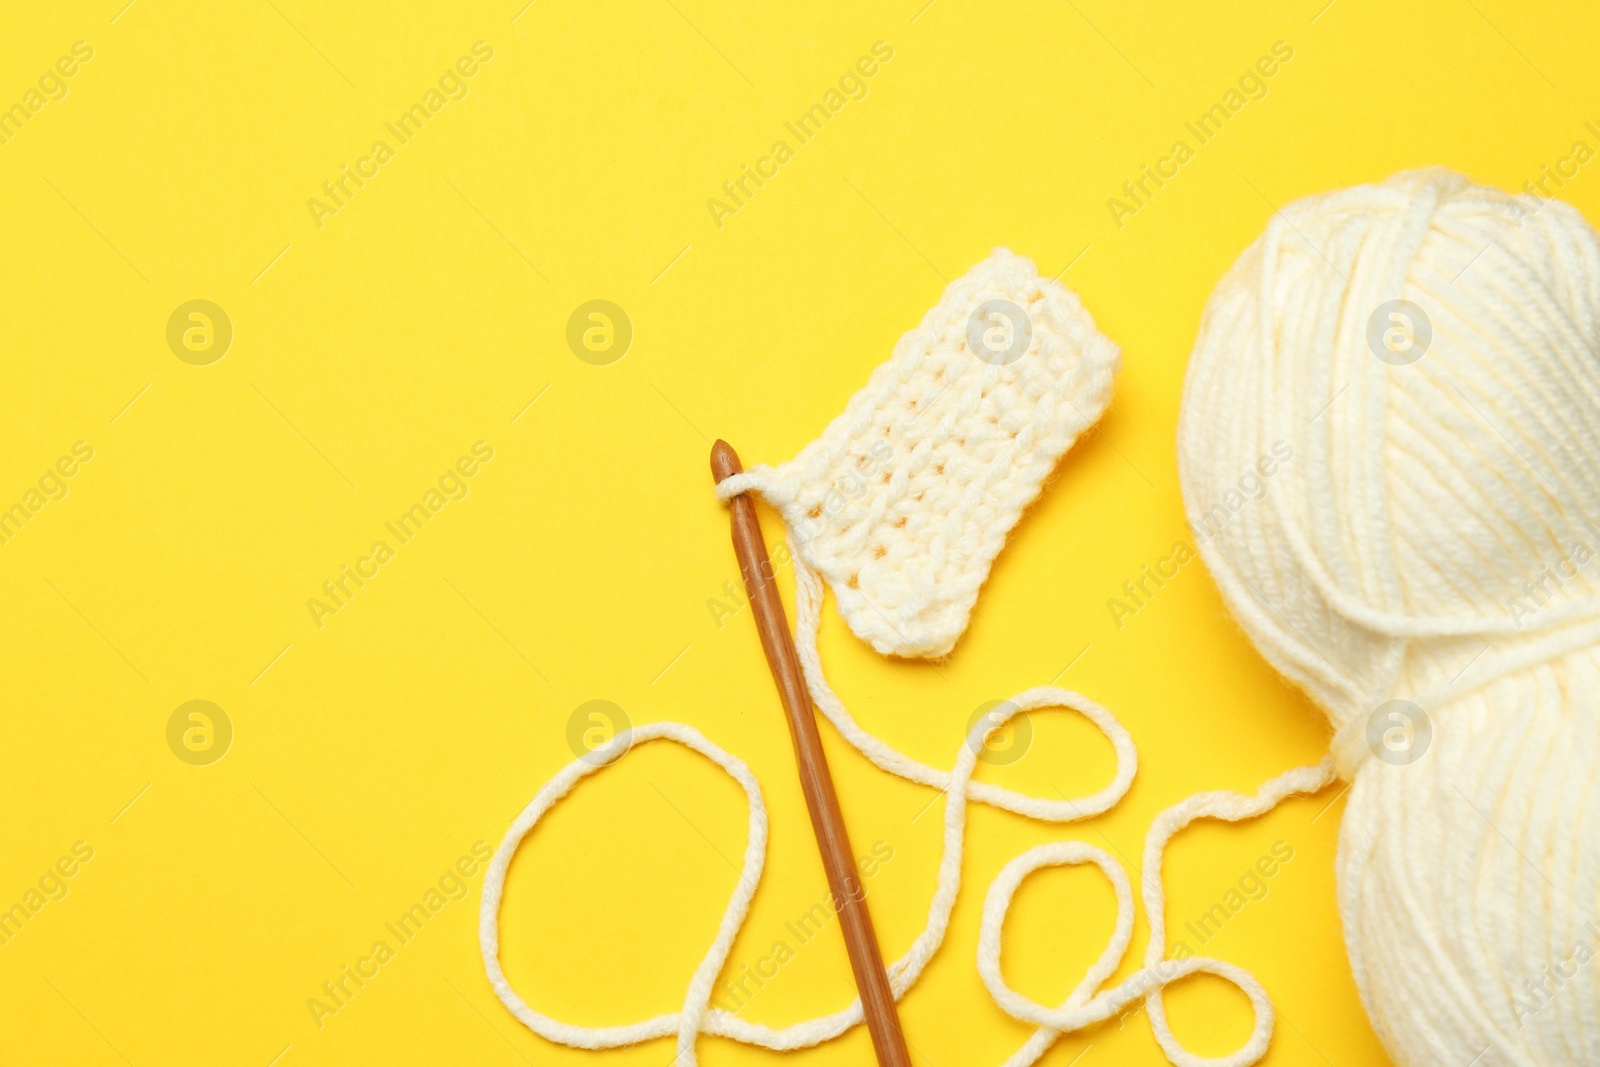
<box><xmin>1</xmin><ymin>0</ymin><xmax>1595</xmax><ymax>1063</ymax></box>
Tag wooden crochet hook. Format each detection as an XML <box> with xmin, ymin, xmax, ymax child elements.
<box><xmin>711</xmin><ymin>440</ymin><xmax>912</xmax><ymax>1067</ymax></box>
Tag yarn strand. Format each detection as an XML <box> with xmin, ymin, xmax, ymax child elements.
<box><xmin>479</xmin><ymin>563</ymin><xmax>1333</xmax><ymax>1066</ymax></box>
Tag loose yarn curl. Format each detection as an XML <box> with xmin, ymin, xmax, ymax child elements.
<box><xmin>1178</xmin><ymin>168</ymin><xmax>1600</xmax><ymax>1065</ymax></box>
<box><xmin>480</xmin><ymin>558</ymin><xmax>1335</xmax><ymax>1067</ymax></box>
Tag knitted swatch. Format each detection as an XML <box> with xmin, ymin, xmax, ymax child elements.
<box><xmin>716</xmin><ymin>248</ymin><xmax>1120</xmax><ymax>658</ymax></box>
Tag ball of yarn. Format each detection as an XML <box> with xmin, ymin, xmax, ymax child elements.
<box><xmin>1178</xmin><ymin>168</ymin><xmax>1600</xmax><ymax>1066</ymax></box>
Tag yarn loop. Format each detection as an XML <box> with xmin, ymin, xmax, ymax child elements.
<box><xmin>480</xmin><ymin>560</ymin><xmax>1333</xmax><ymax>1066</ymax></box>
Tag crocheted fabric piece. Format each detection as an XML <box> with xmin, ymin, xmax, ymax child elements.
<box><xmin>719</xmin><ymin>248</ymin><xmax>1119</xmax><ymax>658</ymax></box>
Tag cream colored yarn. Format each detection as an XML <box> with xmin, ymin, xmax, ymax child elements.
<box><xmin>716</xmin><ymin>247</ymin><xmax>1119</xmax><ymax>658</ymax></box>
<box><xmin>1179</xmin><ymin>168</ymin><xmax>1600</xmax><ymax>1066</ymax></box>
<box><xmin>482</xmin><ymin>249</ymin><xmax>1334</xmax><ymax>1067</ymax></box>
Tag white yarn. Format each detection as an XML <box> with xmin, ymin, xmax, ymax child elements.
<box><xmin>717</xmin><ymin>248</ymin><xmax>1119</xmax><ymax>659</ymax></box>
<box><xmin>1178</xmin><ymin>167</ymin><xmax>1600</xmax><ymax>1066</ymax></box>
<box><xmin>978</xmin><ymin>757</ymin><xmax>1335</xmax><ymax>1067</ymax></box>
<box><xmin>476</xmin><ymin>679</ymin><xmax>1054</xmax><ymax>1054</ymax></box>
<box><xmin>479</xmin><ymin>721</ymin><xmax>767</xmax><ymax>1062</ymax></box>
<box><xmin>480</xmin><ymin>577</ymin><xmax>1332</xmax><ymax>1066</ymax></box>
<box><xmin>481</xmin><ymin>249</ymin><xmax>1336</xmax><ymax>1065</ymax></box>
<box><xmin>791</xmin><ymin>558</ymin><xmax>1137</xmax><ymax>821</ymax></box>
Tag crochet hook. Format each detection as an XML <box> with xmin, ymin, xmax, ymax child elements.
<box><xmin>711</xmin><ymin>440</ymin><xmax>913</xmax><ymax>1067</ymax></box>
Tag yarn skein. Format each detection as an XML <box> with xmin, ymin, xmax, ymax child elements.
<box><xmin>1178</xmin><ymin>168</ymin><xmax>1600</xmax><ymax>1066</ymax></box>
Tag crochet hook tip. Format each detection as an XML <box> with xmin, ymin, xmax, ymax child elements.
<box><xmin>710</xmin><ymin>439</ymin><xmax>740</xmax><ymax>483</ymax></box>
